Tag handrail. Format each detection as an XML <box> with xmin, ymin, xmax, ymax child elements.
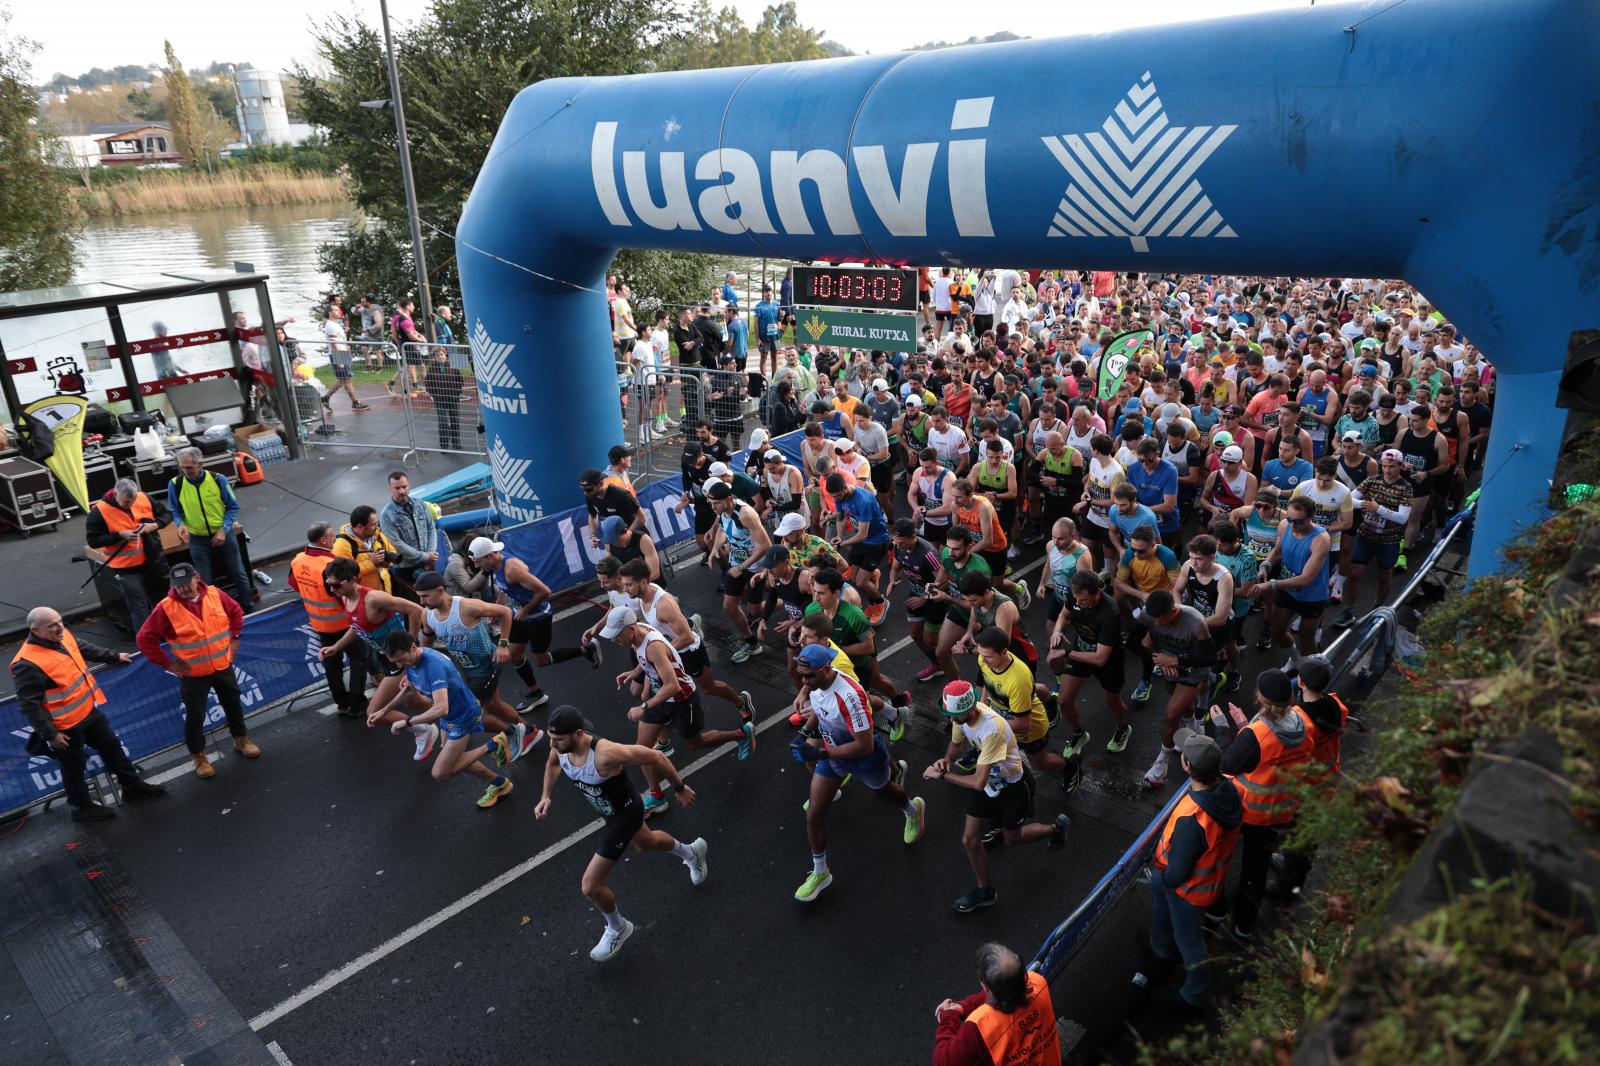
<box><xmin>1028</xmin><ymin>498</ymin><xmax>1477</xmax><ymax>980</ymax></box>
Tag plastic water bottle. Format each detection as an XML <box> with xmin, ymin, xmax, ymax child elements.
<box><xmin>1131</xmin><ymin>972</ymin><xmax>1149</xmax><ymax>989</ymax></box>
<box><xmin>984</xmin><ymin>765</ymin><xmax>1003</xmax><ymax>797</ymax></box>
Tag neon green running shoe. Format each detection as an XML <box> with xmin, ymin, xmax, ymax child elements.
<box><xmin>476</xmin><ymin>778</ymin><xmax>514</xmax><ymax>809</ymax></box>
<box><xmin>794</xmin><ymin>870</ymin><xmax>833</xmax><ymax>903</ymax></box>
<box><xmin>903</xmin><ymin>796</ymin><xmax>926</xmax><ymax>844</ymax></box>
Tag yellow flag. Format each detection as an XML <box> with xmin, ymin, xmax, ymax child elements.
<box><xmin>23</xmin><ymin>396</ymin><xmax>90</xmax><ymax>511</ymax></box>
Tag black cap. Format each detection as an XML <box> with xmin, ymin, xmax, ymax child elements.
<box><xmin>168</xmin><ymin>562</ymin><xmax>198</xmax><ymax>586</ymax></box>
<box><xmin>892</xmin><ymin>517</ymin><xmax>918</xmax><ymax>537</ymax></box>
<box><xmin>546</xmin><ymin>705</ymin><xmax>592</xmax><ymax>736</ymax></box>
<box><xmin>682</xmin><ymin>441</ymin><xmax>703</xmax><ymax>458</ymax></box>
<box><xmin>1257</xmin><ymin>669</ymin><xmax>1295</xmax><ymax>704</ymax></box>
<box><xmin>608</xmin><ymin>444</ymin><xmax>635</xmax><ymax>463</ymax></box>
<box><xmin>414</xmin><ymin>572</ymin><xmax>445</xmax><ymax>592</ymax></box>
<box><xmin>579</xmin><ymin>468</ymin><xmax>603</xmax><ymax>487</ymax></box>
<box><xmin>705</xmin><ymin>480</ymin><xmax>733</xmax><ymax>500</ymax></box>
<box><xmin>759</xmin><ymin>545</ymin><xmax>790</xmax><ymax>569</ymax></box>
<box><xmin>1296</xmin><ymin>656</ymin><xmax>1333</xmax><ymax>693</ymax></box>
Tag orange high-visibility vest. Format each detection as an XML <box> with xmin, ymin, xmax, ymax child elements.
<box><xmin>290</xmin><ymin>551</ymin><xmax>348</xmax><ymax>635</ymax></box>
<box><xmin>156</xmin><ymin>586</ymin><xmax>233</xmax><ymax>675</ymax></box>
<box><xmin>1305</xmin><ymin>694</ymin><xmax>1351</xmax><ymax>784</ymax></box>
<box><xmin>1153</xmin><ymin>787</ymin><xmax>1241</xmax><ymax>907</ymax></box>
<box><xmin>1235</xmin><ymin>713</ymin><xmax>1314</xmax><ymax>826</ymax></box>
<box><xmin>93</xmin><ymin>493</ymin><xmax>155</xmax><ymax>569</ymax></box>
<box><xmin>965</xmin><ymin>970</ymin><xmax>1062</xmax><ymax>1066</ymax></box>
<box><xmin>11</xmin><ymin>630</ymin><xmax>106</xmax><ymax>731</ymax></box>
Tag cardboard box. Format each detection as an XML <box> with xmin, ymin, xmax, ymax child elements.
<box><xmin>232</xmin><ymin>422</ymin><xmax>276</xmax><ymax>441</ymax></box>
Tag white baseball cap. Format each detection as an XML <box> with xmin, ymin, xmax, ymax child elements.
<box><xmin>904</xmin><ymin>395</ymin><xmax>923</xmax><ymax>408</ymax></box>
<box><xmin>763</xmin><ymin>449</ymin><xmax>784</xmax><ymax>463</ymax></box>
<box><xmin>708</xmin><ymin>461</ymin><xmax>731</xmax><ymax>477</ymax></box>
<box><xmin>871</xmin><ymin>377</ymin><xmax>889</xmax><ymax>391</ymax></box>
<box><xmin>1341</xmin><ymin>429</ymin><xmax>1364</xmax><ymax>443</ymax></box>
<box><xmin>774</xmin><ymin>513</ymin><xmax>807</xmax><ymax>537</ymax></box>
<box><xmin>467</xmin><ymin>536</ymin><xmax>503</xmax><ymax>560</ymax></box>
<box><xmin>598</xmin><ymin>605</ymin><xmax>639</xmax><ymax>639</ymax></box>
<box><xmin>833</xmin><ymin>438</ymin><xmax>856</xmax><ymax>452</ymax></box>
<box><xmin>1221</xmin><ymin>445</ymin><xmax>1244</xmax><ymax>463</ymax></box>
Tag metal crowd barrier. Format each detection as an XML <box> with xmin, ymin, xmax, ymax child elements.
<box><xmin>283</xmin><ymin>339</ymin><xmax>420</xmax><ymax>458</ymax></box>
<box><xmin>400</xmin><ymin>342</ymin><xmax>487</xmax><ymax>460</ymax></box>
<box><xmin>1028</xmin><ymin>499</ymin><xmax>1478</xmax><ymax>982</ymax></box>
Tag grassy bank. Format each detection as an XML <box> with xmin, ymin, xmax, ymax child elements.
<box><xmin>74</xmin><ymin>164</ymin><xmax>350</xmax><ymax>218</ymax></box>
<box><xmin>1145</xmin><ymin>451</ymin><xmax>1600</xmax><ymax>1064</ymax></box>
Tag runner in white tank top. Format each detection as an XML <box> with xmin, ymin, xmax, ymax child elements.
<box><xmin>624</xmin><ymin>567</ymin><xmax>757</xmax><ymax>722</ymax></box>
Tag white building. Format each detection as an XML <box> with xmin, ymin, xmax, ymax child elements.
<box><xmin>232</xmin><ymin>67</ymin><xmax>292</xmax><ymax>146</ymax></box>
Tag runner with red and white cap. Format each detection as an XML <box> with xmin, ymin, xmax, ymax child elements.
<box><xmin>1338</xmin><ymin>449</ymin><xmax>1414</xmax><ymax>626</ymax></box>
<box><xmin>601</xmin><ymin>605</ymin><xmax>754</xmax><ymax>817</ymax></box>
<box><xmin>924</xmin><ymin>680</ymin><xmax>1071</xmax><ymax>913</ymax></box>
<box><xmin>789</xmin><ymin>642</ymin><xmax>926</xmax><ymax>903</ymax></box>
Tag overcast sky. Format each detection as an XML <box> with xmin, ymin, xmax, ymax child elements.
<box><xmin>13</xmin><ymin>0</ymin><xmax>1332</xmax><ymax>81</ymax></box>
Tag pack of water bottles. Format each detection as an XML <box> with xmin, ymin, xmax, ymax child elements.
<box><xmin>241</xmin><ymin>429</ymin><xmax>288</xmax><ymax>465</ymax></box>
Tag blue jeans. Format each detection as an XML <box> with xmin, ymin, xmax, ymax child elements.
<box><xmin>1150</xmin><ymin>879</ymin><xmax>1213</xmax><ymax>1006</ymax></box>
<box><xmin>188</xmin><ymin>530</ymin><xmax>252</xmax><ymax>602</ymax></box>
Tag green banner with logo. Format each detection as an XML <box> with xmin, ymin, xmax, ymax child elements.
<box><xmin>794</xmin><ymin>308</ymin><xmax>917</xmax><ymax>354</ymax></box>
<box><xmin>1096</xmin><ymin>328</ymin><xmax>1153</xmax><ymax>400</ymax></box>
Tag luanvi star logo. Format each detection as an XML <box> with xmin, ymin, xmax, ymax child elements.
<box><xmin>488</xmin><ymin>438</ymin><xmax>542</xmax><ymax>522</ymax></box>
<box><xmin>1042</xmin><ymin>72</ymin><xmax>1237</xmax><ymax>252</ymax></box>
<box><xmin>801</xmin><ymin>313</ymin><xmax>829</xmax><ymax>343</ymax></box>
<box><xmin>471</xmin><ymin>319</ymin><xmax>518</xmax><ymax>390</ymax></box>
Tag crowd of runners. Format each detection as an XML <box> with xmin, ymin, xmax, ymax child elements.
<box><xmin>281</xmin><ymin>268</ymin><xmax>1492</xmax><ymax>965</ymax></box>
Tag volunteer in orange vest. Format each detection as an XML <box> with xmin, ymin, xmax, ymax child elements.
<box><xmin>1267</xmin><ymin>656</ymin><xmax>1349</xmax><ymax>901</ymax></box>
<box><xmin>11</xmin><ymin>607</ymin><xmax>167</xmax><ymax>821</ymax></box>
<box><xmin>1149</xmin><ymin>728</ymin><xmax>1243</xmax><ymax>1010</ymax></box>
<box><xmin>933</xmin><ymin>942</ymin><xmax>1061</xmax><ymax>1066</ymax></box>
<box><xmin>1213</xmin><ymin>668</ymin><xmax>1313</xmax><ymax>941</ymax></box>
<box><xmin>84</xmin><ymin>477</ymin><xmax>171</xmax><ymax>631</ymax></box>
<box><xmin>290</xmin><ymin>521</ymin><xmax>367</xmax><ymax>718</ymax></box>
<box><xmin>136</xmin><ymin>562</ymin><xmax>259</xmax><ymax>779</ymax></box>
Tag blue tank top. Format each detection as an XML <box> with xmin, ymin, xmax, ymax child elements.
<box><xmin>1279</xmin><ymin>522</ymin><xmax>1329</xmax><ymax>601</ymax></box>
<box><xmin>720</xmin><ymin>508</ymin><xmax>755</xmax><ymax>565</ymax></box>
<box><xmin>494</xmin><ymin>557</ymin><xmax>550</xmax><ymax>615</ymax></box>
<box><xmin>427</xmin><ymin>596</ymin><xmax>497</xmax><ymax>679</ymax></box>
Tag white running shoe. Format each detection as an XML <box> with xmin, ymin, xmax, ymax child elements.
<box><xmin>1290</xmin><ymin>615</ymin><xmax>1302</xmax><ymax>633</ymax></box>
<box><xmin>411</xmin><ymin>723</ymin><xmax>439</xmax><ymax>762</ymax></box>
<box><xmin>1142</xmin><ymin>749</ymin><xmax>1169</xmax><ymax>788</ymax></box>
<box><xmin>685</xmin><ymin>837</ymin><xmax>709</xmax><ymax>886</ymax></box>
<box><xmin>590</xmin><ymin>919</ymin><xmax>635</xmax><ymax>962</ymax></box>
<box><xmin>511</xmin><ymin>723</ymin><xmax>544</xmax><ymax>763</ymax></box>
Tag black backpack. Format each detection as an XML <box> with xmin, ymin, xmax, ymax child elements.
<box><xmin>14</xmin><ymin>412</ymin><xmax>54</xmax><ymax>462</ymax></box>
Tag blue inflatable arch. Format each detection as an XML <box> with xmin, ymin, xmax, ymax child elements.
<box><xmin>457</xmin><ymin>0</ymin><xmax>1599</xmax><ymax>576</ymax></box>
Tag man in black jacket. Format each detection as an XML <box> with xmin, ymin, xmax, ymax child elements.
<box><xmin>11</xmin><ymin>608</ymin><xmax>167</xmax><ymax>820</ymax></box>
<box><xmin>84</xmin><ymin>477</ymin><xmax>172</xmax><ymax>631</ymax></box>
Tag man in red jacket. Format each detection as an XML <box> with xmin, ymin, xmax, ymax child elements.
<box><xmin>933</xmin><ymin>942</ymin><xmax>1061</xmax><ymax>1065</ymax></box>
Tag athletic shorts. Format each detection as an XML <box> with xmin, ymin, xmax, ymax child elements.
<box><xmin>966</xmin><ymin>773</ymin><xmax>1034</xmax><ymax>830</ymax></box>
<box><xmin>693</xmin><ymin>500</ymin><xmax>716</xmax><ymax>536</ymax></box>
<box><xmin>468</xmin><ymin>668</ymin><xmax>500</xmax><ymax>706</ymax></box>
<box><xmin>720</xmin><ymin>567</ymin><xmax>753</xmax><ymax>598</ymax></box>
<box><xmin>1058</xmin><ymin>650</ymin><xmax>1126</xmax><ymax>692</ymax></box>
<box><xmin>333</xmin><ymin>363</ymin><xmax>352</xmax><ymax>381</ymax></box>
<box><xmin>1350</xmin><ymin>534</ymin><xmax>1401</xmax><ymax>570</ymax></box>
<box><xmin>920</xmin><ymin>520</ymin><xmax>953</xmax><ymax>542</ymax></box>
<box><xmin>816</xmin><ymin>732</ymin><xmax>893</xmax><ymax>789</ymax></box>
<box><xmin>680</xmin><ymin>643</ymin><xmax>710</xmax><ymax>676</ymax></box>
<box><xmin>979</xmin><ymin>548</ymin><xmax>1009</xmax><ymax>577</ymax></box>
<box><xmin>1016</xmin><ymin>729</ymin><xmax>1052</xmax><ymax>756</ymax></box>
<box><xmin>846</xmin><ymin>540</ymin><xmax>889</xmax><ymax>571</ymax></box>
<box><xmin>869</xmin><ymin>462</ymin><xmax>894</xmax><ymax>495</ymax></box>
<box><xmin>1226</xmin><ymin>615</ymin><xmax>1250</xmax><ymax>644</ymax></box>
<box><xmin>595</xmin><ymin>793</ymin><xmax>645</xmax><ymax>861</ymax></box>
<box><xmin>945</xmin><ymin>606</ymin><xmax>970</xmax><ymax>629</ymax></box>
<box><xmin>1079</xmin><ymin>519</ymin><xmax>1109</xmax><ymax>542</ymax></box>
<box><xmin>442</xmin><ymin>706</ymin><xmax>485</xmax><ymax>742</ymax></box>
<box><xmin>365</xmin><ymin>640</ymin><xmax>405</xmax><ymax>678</ymax></box>
<box><xmin>906</xmin><ymin>597</ymin><xmax>948</xmax><ymax>629</ymax></box>
<box><xmin>642</xmin><ymin>690</ymin><xmax>705</xmax><ymax>737</ymax></box>
<box><xmin>509</xmin><ymin>612</ymin><xmax>553</xmax><ymax>654</ymax></box>
<box><xmin>847</xmin><ymin>651</ymin><xmax>877</xmax><ymax>682</ymax></box>
<box><xmin>1275</xmin><ymin>589</ymin><xmax>1328</xmax><ymax>619</ymax></box>
<box><xmin>759</xmin><ymin>336</ymin><xmax>777</xmax><ymax>355</ymax></box>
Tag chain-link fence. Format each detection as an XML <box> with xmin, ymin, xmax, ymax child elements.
<box><xmin>635</xmin><ymin>363</ymin><xmax>768</xmax><ymax>476</ymax></box>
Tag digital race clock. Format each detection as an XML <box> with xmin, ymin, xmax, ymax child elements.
<box><xmin>792</xmin><ymin>266</ymin><xmax>918</xmax><ymax>312</ymax></box>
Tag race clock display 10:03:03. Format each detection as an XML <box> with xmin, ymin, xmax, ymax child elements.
<box><xmin>792</xmin><ymin>266</ymin><xmax>918</xmax><ymax>312</ymax></box>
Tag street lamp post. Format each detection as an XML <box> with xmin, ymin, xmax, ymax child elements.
<box><xmin>371</xmin><ymin>0</ymin><xmax>433</xmax><ymax>342</ymax></box>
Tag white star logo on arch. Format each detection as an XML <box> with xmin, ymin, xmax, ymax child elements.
<box><xmin>1042</xmin><ymin>72</ymin><xmax>1237</xmax><ymax>252</ymax></box>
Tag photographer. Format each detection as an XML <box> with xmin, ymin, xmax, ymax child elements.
<box><xmin>335</xmin><ymin>504</ymin><xmax>401</xmax><ymax>593</ymax></box>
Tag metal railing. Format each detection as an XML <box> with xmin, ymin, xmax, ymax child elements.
<box><xmin>280</xmin><ymin>338</ymin><xmax>419</xmax><ymax>458</ymax></box>
<box><xmin>400</xmin><ymin>342</ymin><xmax>487</xmax><ymax>459</ymax></box>
<box><xmin>1028</xmin><ymin>499</ymin><xmax>1478</xmax><ymax>981</ymax></box>
<box><xmin>635</xmin><ymin>364</ymin><xmax>767</xmax><ymax>475</ymax></box>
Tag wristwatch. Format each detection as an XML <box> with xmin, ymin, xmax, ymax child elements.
<box><xmin>497</xmin><ymin>639</ymin><xmax>510</xmax><ymax>648</ymax></box>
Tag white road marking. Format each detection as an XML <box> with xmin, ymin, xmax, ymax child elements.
<box><xmin>248</xmin><ymin>549</ymin><xmax>1050</xmax><ymax>1033</ymax></box>
<box><xmin>266</xmin><ymin>1039</ymin><xmax>294</xmax><ymax>1066</ymax></box>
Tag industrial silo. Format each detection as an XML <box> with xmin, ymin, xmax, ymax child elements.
<box><xmin>232</xmin><ymin>67</ymin><xmax>292</xmax><ymax>146</ymax></box>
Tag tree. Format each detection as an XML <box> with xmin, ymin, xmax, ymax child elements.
<box><xmin>0</xmin><ymin>8</ymin><xmax>82</xmax><ymax>289</ymax></box>
<box><xmin>127</xmin><ymin>86</ymin><xmax>165</xmax><ymax>122</ymax></box>
<box><xmin>162</xmin><ymin>40</ymin><xmax>205</xmax><ymax>162</ymax></box>
<box><xmin>296</xmin><ymin>0</ymin><xmax>831</xmax><ymax>314</ymax></box>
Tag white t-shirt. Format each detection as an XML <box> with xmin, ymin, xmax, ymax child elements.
<box><xmin>323</xmin><ymin>319</ymin><xmax>347</xmax><ymax>344</ymax></box>
<box><xmin>631</xmin><ymin>337</ymin><xmax>655</xmax><ymax>369</ymax></box>
<box><xmin>932</xmin><ymin>277</ymin><xmax>954</xmax><ymax>313</ymax></box>
<box><xmin>928</xmin><ymin>425</ymin><xmax>967</xmax><ymax>468</ymax></box>
<box><xmin>651</xmin><ymin>327</ymin><xmax>670</xmax><ymax>366</ymax></box>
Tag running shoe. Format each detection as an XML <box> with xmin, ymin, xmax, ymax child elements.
<box><xmin>1007</xmin><ymin>545</ymin><xmax>1021</xmax><ymax>561</ymax></box>
<box><xmin>887</xmin><ymin>706</ymin><xmax>906</xmax><ymax>743</ymax></box>
<box><xmin>1106</xmin><ymin>724</ymin><xmax>1132</xmax><ymax>753</ymax></box>
<box><xmin>1290</xmin><ymin>615</ymin><xmax>1302</xmax><ymax>634</ymax></box>
<box><xmin>1142</xmin><ymin>751</ymin><xmax>1169</xmax><ymax>789</ymax></box>
<box><xmin>736</xmin><ymin>721</ymin><xmax>756</xmax><ymax>761</ymax></box>
<box><xmin>1130</xmin><ymin>679</ymin><xmax>1152</xmax><ymax>704</ymax></box>
<box><xmin>663</xmin><ymin>416</ymin><xmax>681</xmax><ymax>430</ymax></box>
<box><xmin>915</xmin><ymin>662</ymin><xmax>945</xmax><ymax>683</ymax></box>
<box><xmin>488</xmin><ymin>731</ymin><xmax>512</xmax><ymax>769</ymax></box>
<box><xmin>476</xmin><ymin>778</ymin><xmax>514</xmax><ymax>808</ymax></box>
<box><xmin>737</xmin><ymin>690</ymin><xmax>756</xmax><ymax>722</ymax></box>
<box><xmin>1014</xmin><ymin>583</ymin><xmax>1032</xmax><ymax>611</ymax></box>
<box><xmin>1393</xmin><ymin>552</ymin><xmax>1407</xmax><ymax>574</ymax></box>
<box><xmin>953</xmin><ymin>885</ymin><xmax>998</xmax><ymax>913</ymax></box>
<box><xmin>903</xmin><ymin>796</ymin><xmax>926</xmax><ymax>844</ymax></box>
<box><xmin>1225</xmin><ymin>671</ymin><xmax>1243</xmax><ymax>694</ymax></box>
<box><xmin>1062</xmin><ymin>730</ymin><xmax>1090</xmax><ymax>759</ymax></box>
<box><xmin>954</xmin><ymin>751</ymin><xmax>978</xmax><ymax>773</ymax></box>
<box><xmin>655</xmin><ymin>738</ymin><xmax>675</xmax><ymax>757</ymax></box>
<box><xmin>351</xmin><ymin>402</ymin><xmax>372</xmax><ymax>411</ymax></box>
<box><xmin>730</xmin><ymin>641</ymin><xmax>755</xmax><ymax>664</ymax></box>
<box><xmin>584</xmin><ymin>641</ymin><xmax>604</xmax><ymax>669</ymax></box>
<box><xmin>642</xmin><ymin>791</ymin><xmax>670</xmax><ymax>817</ymax></box>
<box><xmin>689</xmin><ymin>613</ymin><xmax>704</xmax><ymax>642</ymax></box>
<box><xmin>981</xmin><ymin>827</ymin><xmax>1003</xmax><ymax>847</ymax></box>
<box><xmin>890</xmin><ymin>759</ymin><xmax>907</xmax><ymax>788</ymax></box>
<box><xmin>517</xmin><ymin>690</ymin><xmax>550</xmax><ymax>713</ymax></box>
<box><xmin>1255</xmin><ymin>629</ymin><xmax>1275</xmax><ymax>652</ymax></box>
<box><xmin>589</xmin><ymin>919</ymin><xmax>635</xmax><ymax>962</ymax></box>
<box><xmin>684</xmin><ymin>837</ymin><xmax>709</xmax><ymax>886</ymax></box>
<box><xmin>794</xmin><ymin>870</ymin><xmax>833</xmax><ymax>903</ymax></box>
<box><xmin>411</xmin><ymin>723</ymin><xmax>439</xmax><ymax>762</ymax></box>
<box><xmin>1062</xmin><ymin>759</ymin><xmax>1084</xmax><ymax>794</ymax></box>
<box><xmin>1334</xmin><ymin>608</ymin><xmax>1357</xmax><ymax>629</ymax></box>
<box><xmin>513</xmin><ymin>724</ymin><xmax>544</xmax><ymax>763</ymax></box>
<box><xmin>800</xmin><ymin>773</ymin><xmax>850</xmax><ymax>812</ymax></box>
<box><xmin>1047</xmin><ymin>814</ymin><xmax>1072</xmax><ymax>852</ymax></box>
<box><xmin>864</xmin><ymin>600</ymin><xmax>888</xmax><ymax>627</ymax></box>
<box><xmin>1044</xmin><ymin>689</ymin><xmax>1060</xmax><ymax>729</ymax></box>
<box><xmin>1208</xmin><ymin>672</ymin><xmax>1230</xmax><ymax>706</ymax></box>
